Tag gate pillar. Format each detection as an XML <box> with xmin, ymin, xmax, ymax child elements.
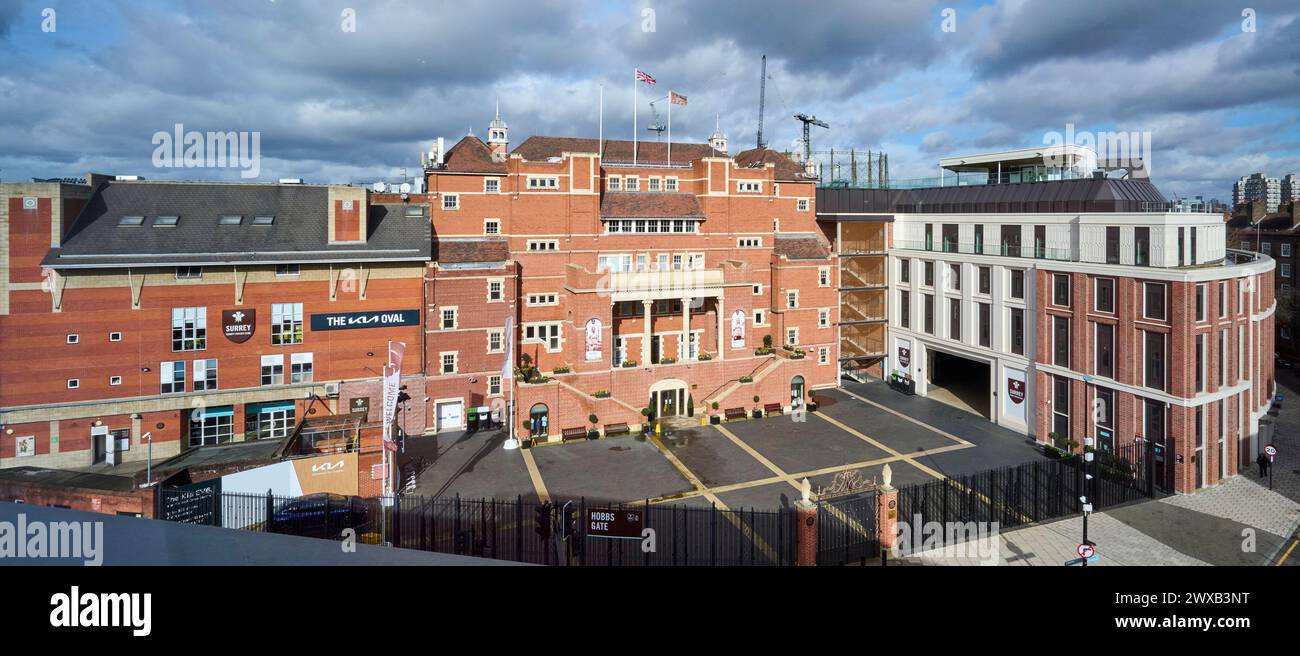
<box><xmin>877</xmin><ymin>464</ymin><xmax>899</xmax><ymax>552</ymax></box>
<box><xmin>795</xmin><ymin>478</ymin><xmax>817</xmax><ymax>566</ymax></box>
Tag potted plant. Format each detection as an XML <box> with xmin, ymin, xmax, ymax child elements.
<box><xmin>593</xmin><ymin>389</ymin><xmax>611</xmax><ymax>398</ymax></box>
<box><xmin>806</xmin><ymin>390</ymin><xmax>818</xmax><ymax>412</ymax></box>
<box><xmin>698</xmin><ymin>352</ymin><xmax>713</xmax><ymax>361</ymax></box>
<box><xmin>587</xmin><ymin>414</ymin><xmax>600</xmax><ymax>440</ymax></box>
<box><xmin>710</xmin><ymin>401</ymin><xmax>721</xmax><ymax>424</ymax></box>
<box><xmin>752</xmin><ymin>395</ymin><xmax>762</xmax><ymax>419</ymax></box>
<box><xmin>552</xmin><ymin>365</ymin><xmax>571</xmax><ymax>375</ymax></box>
<box><xmin>739</xmin><ymin>375</ymin><xmax>754</xmax><ymax>383</ymax></box>
<box><xmin>621</xmin><ymin>359</ymin><xmax>638</xmax><ymax>368</ymax></box>
<box><xmin>687</xmin><ymin>394</ymin><xmax>695</xmax><ymax>417</ymax></box>
<box><xmin>521</xmin><ymin>419</ymin><xmax>534</xmax><ymax>447</ymax></box>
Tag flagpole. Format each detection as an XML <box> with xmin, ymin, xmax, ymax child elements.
<box><xmin>667</xmin><ymin>91</ymin><xmax>672</xmax><ymax>167</ymax></box>
<box><xmin>632</xmin><ymin>68</ymin><xmax>638</xmax><ymax>166</ymax></box>
<box><xmin>598</xmin><ymin>84</ymin><xmax>604</xmax><ymax>162</ymax></box>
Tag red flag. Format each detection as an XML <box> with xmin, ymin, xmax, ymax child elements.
<box><xmin>635</xmin><ymin>69</ymin><xmax>656</xmax><ymax>85</ymax></box>
<box><xmin>670</xmin><ymin>91</ymin><xmax>687</xmax><ymax>105</ymax></box>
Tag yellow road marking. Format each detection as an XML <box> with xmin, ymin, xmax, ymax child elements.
<box><xmin>837</xmin><ymin>387</ymin><xmax>974</xmax><ymax>446</ymax></box>
<box><xmin>519</xmin><ymin>447</ymin><xmax>550</xmax><ymax>503</ymax></box>
<box><xmin>714</xmin><ymin>424</ymin><xmax>800</xmax><ymax>487</ymax></box>
<box><xmin>812</xmin><ymin>411</ymin><xmax>947</xmax><ymax>480</ymax></box>
<box><xmin>1277</xmin><ymin>537</ymin><xmax>1299</xmax><ymax>566</ymax></box>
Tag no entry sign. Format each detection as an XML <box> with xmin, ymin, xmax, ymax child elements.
<box><xmin>1077</xmin><ymin>544</ymin><xmax>1095</xmax><ymax>559</ymax></box>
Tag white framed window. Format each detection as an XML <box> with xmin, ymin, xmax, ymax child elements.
<box><xmin>160</xmin><ymin>360</ymin><xmax>186</xmax><ymax>394</ymax></box>
<box><xmin>1283</xmin><ymin>264</ymin><xmax>1292</xmax><ymax>279</ymax></box>
<box><xmin>1262</xmin><ymin>242</ymin><xmax>1272</xmax><ymax>255</ymax></box>
<box><xmin>753</xmin><ymin>309</ymin><xmax>767</xmax><ymax>326</ymax></box>
<box><xmin>797</xmin><ymin>199</ymin><xmax>810</xmax><ymax>212</ymax></box>
<box><xmin>488</xmin><ymin>375</ymin><xmax>502</xmax><ymax>396</ymax></box>
<box><xmin>818</xmin><ymin>309</ymin><xmax>830</xmax><ymax>327</ymax></box>
<box><xmin>665</xmin><ymin>177</ymin><xmax>678</xmax><ymax>192</ymax></box>
<box><xmin>66</xmin><ymin>378</ymin><xmax>79</xmax><ymax>389</ymax></box>
<box><xmin>275</xmin><ymin>264</ymin><xmax>300</xmax><ymax>276</ymax></box>
<box><xmin>171</xmin><ymin>307</ymin><xmax>208</xmax><ymax>351</ymax></box>
<box><xmin>738</xmin><ymin>237</ymin><xmax>762</xmax><ymax>248</ymax></box>
<box><xmin>440</xmin><ymin>307</ymin><xmax>458</xmax><ymax>330</ymax></box>
<box><xmin>1143</xmin><ymin>282</ymin><xmax>1167</xmax><ymax>321</ymax></box>
<box><xmin>109</xmin><ymin>376</ymin><xmax>122</xmax><ymax>386</ymax></box>
<box><xmin>484</xmin><ymin>177</ymin><xmax>500</xmax><ymax>193</ymax></box>
<box><xmin>523</xmin><ymin>322</ymin><xmax>562</xmax><ymax>351</ymax></box>
<box><xmin>484</xmin><ymin>219</ymin><xmax>501</xmax><ymax>235</ymax></box>
<box><xmin>271</xmin><ymin>303</ymin><xmax>304</xmax><ymax>345</ymax></box>
<box><xmin>648</xmin><ymin>177</ymin><xmax>661</xmax><ymax>191</ymax></box>
<box><xmin>597</xmin><ymin>254</ymin><xmax>633</xmax><ymax>272</ymax></box>
<box><xmin>527</xmin><ymin>176</ymin><xmax>559</xmax><ymax>190</ymax></box>
<box><xmin>819</xmin><ymin>347</ymin><xmax>829</xmax><ymax>364</ymax></box>
<box><xmin>607</xmin><ymin>176</ymin><xmax>621</xmax><ymax>191</ymax></box>
<box><xmin>109</xmin><ymin>332</ymin><xmax>123</xmax><ymax>342</ymax></box>
<box><xmin>290</xmin><ymin>352</ymin><xmax>314</xmax><ymax>383</ymax></box>
<box><xmin>66</xmin><ymin>334</ymin><xmax>79</xmax><ymax>344</ymax></box>
<box><xmin>527</xmin><ymin>240</ymin><xmax>558</xmax><ymax>251</ymax></box>
<box><xmin>488</xmin><ymin>329</ymin><xmax>504</xmax><ymax>353</ymax></box>
<box><xmin>487</xmin><ymin>278</ymin><xmax>504</xmax><ymax>302</ymax></box>
<box><xmin>440</xmin><ymin>352</ymin><xmax>458</xmax><ymax>375</ymax></box>
<box><xmin>752</xmin><ymin>284</ymin><xmax>763</xmax><ymax>295</ymax></box>
<box><xmin>175</xmin><ymin>266</ymin><xmax>202</xmax><ymax>280</ymax></box>
<box><xmin>738</xmin><ymin>181</ymin><xmax>762</xmax><ymax>193</ymax></box>
<box><xmin>786</xmin><ymin>328</ymin><xmax>799</xmax><ymax>346</ymax></box>
<box><xmin>786</xmin><ymin>290</ymin><xmax>799</xmax><ymax>309</ymax></box>
<box><xmin>193</xmin><ymin>358</ymin><xmax>218</xmax><ymax>391</ymax></box>
<box><xmin>625</xmin><ymin>177</ymin><xmax>639</xmax><ymax>191</ymax></box>
<box><xmin>442</xmin><ymin>193</ymin><xmax>459</xmax><ymax>210</ymax></box>
<box><xmin>260</xmin><ymin>355</ymin><xmax>284</xmax><ymax>386</ymax></box>
<box><xmin>527</xmin><ymin>293</ymin><xmax>559</xmax><ymax>306</ymax></box>
<box><xmin>819</xmin><ymin>266</ymin><xmax>830</xmax><ymax>287</ymax></box>
<box><xmin>1283</xmin><ymin>243</ymin><xmax>1293</xmax><ymax>257</ymax></box>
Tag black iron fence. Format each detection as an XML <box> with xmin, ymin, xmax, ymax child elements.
<box><xmin>817</xmin><ymin>490</ymin><xmax>880</xmax><ymax>565</ymax></box>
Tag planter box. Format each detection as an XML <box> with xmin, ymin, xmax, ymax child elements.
<box><xmin>752</xmin><ymin>410</ymin><xmax>762</xmax><ymax>419</ymax></box>
<box><xmin>709</xmin><ymin>415</ymin><xmax>721</xmax><ymax>425</ymax></box>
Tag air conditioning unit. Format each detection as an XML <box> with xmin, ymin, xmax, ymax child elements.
<box><xmin>323</xmin><ymin>382</ymin><xmax>340</xmax><ymax>397</ymax></box>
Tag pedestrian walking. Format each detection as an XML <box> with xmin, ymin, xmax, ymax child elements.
<box><xmin>1257</xmin><ymin>452</ymin><xmax>1269</xmax><ymax>478</ymax></box>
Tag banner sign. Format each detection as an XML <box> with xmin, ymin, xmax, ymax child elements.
<box><xmin>584</xmin><ymin>318</ymin><xmax>603</xmax><ymax>361</ymax></box>
<box><xmin>221</xmin><ymin>309</ymin><xmax>256</xmax><ymax>343</ymax></box>
<box><xmin>731</xmin><ymin>309</ymin><xmax>746</xmax><ymax>349</ymax></box>
<box><xmin>1003</xmin><ymin>367</ymin><xmax>1028</xmax><ymax>424</ymax></box>
<box><xmin>310</xmin><ymin>310</ymin><xmax>419</xmax><ymax>331</ymax></box>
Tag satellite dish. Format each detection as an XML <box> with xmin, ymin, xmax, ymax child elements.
<box><xmin>373</xmin><ymin>181</ymin><xmax>387</xmax><ymax>192</ymax></box>
<box><xmin>399</xmin><ymin>183</ymin><xmax>412</xmax><ymax>194</ymax></box>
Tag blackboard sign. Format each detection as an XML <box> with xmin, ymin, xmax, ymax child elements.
<box><xmin>310</xmin><ymin>310</ymin><xmax>419</xmax><ymax>331</ymax></box>
<box><xmin>158</xmin><ymin>479</ymin><xmax>222</xmax><ymax>526</ymax></box>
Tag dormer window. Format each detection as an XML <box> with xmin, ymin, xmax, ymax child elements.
<box><xmin>219</xmin><ymin>215</ymin><xmax>243</xmax><ymax>226</ymax></box>
<box><xmin>251</xmin><ymin>215</ymin><xmax>275</xmax><ymax>225</ymax></box>
<box><xmin>625</xmin><ymin>177</ymin><xmax>639</xmax><ymax>191</ymax></box>
<box><xmin>154</xmin><ymin>215</ymin><xmax>180</xmax><ymax>227</ymax></box>
<box><xmin>404</xmin><ymin>205</ymin><xmax>424</xmax><ymax>218</ymax></box>
<box><xmin>118</xmin><ymin>215</ymin><xmax>145</xmax><ymax>226</ymax></box>
<box><xmin>608</xmin><ymin>176</ymin><xmax>621</xmax><ymax>191</ymax></box>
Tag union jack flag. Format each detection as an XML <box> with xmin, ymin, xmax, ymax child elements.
<box><xmin>635</xmin><ymin>69</ymin><xmax>656</xmax><ymax>85</ymax></box>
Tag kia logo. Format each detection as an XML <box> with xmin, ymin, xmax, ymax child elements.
<box><xmin>311</xmin><ymin>460</ymin><xmax>345</xmax><ymax>472</ymax></box>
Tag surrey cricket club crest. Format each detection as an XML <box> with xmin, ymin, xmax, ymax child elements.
<box><xmin>222</xmin><ymin>309</ymin><xmax>255</xmax><ymax>343</ymax></box>
<box><xmin>1007</xmin><ymin>377</ymin><xmax>1025</xmax><ymax>404</ymax></box>
<box><xmin>897</xmin><ymin>347</ymin><xmax>910</xmax><ymax>368</ymax></box>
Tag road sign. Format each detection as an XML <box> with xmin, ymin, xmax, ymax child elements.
<box><xmin>1264</xmin><ymin>444</ymin><xmax>1278</xmax><ymax>457</ymax></box>
<box><xmin>586</xmin><ymin>508</ymin><xmax>644</xmax><ymax>540</ymax></box>
<box><xmin>1065</xmin><ymin>554</ymin><xmax>1099</xmax><ymax>566</ymax></box>
<box><xmin>1077</xmin><ymin>544</ymin><xmax>1095</xmax><ymax>559</ymax></box>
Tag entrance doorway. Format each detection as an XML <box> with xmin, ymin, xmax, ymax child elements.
<box><xmin>528</xmin><ymin>403</ymin><xmax>549</xmax><ymax>438</ymax></box>
<box><xmin>925</xmin><ymin>349</ymin><xmax>991</xmax><ymax>418</ymax></box>
<box><xmin>790</xmin><ymin>375</ymin><xmax>806</xmax><ymax>409</ymax></box>
<box><xmin>436</xmin><ymin>400</ymin><xmax>464</xmax><ymax>433</ymax></box>
<box><xmin>649</xmin><ymin>379</ymin><xmax>688</xmax><ymax>418</ymax></box>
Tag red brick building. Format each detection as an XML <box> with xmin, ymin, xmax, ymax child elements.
<box><xmin>422</xmin><ymin>114</ymin><xmax>838</xmax><ymax>437</ymax></box>
<box><xmin>0</xmin><ymin>178</ymin><xmax>428</xmax><ymax>472</ymax></box>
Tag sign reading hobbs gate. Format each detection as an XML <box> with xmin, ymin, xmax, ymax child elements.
<box><xmin>310</xmin><ymin>310</ymin><xmax>419</xmax><ymax>331</ymax></box>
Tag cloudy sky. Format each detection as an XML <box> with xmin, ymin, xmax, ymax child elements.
<box><xmin>1</xmin><ymin>0</ymin><xmax>1298</xmax><ymax>201</ymax></box>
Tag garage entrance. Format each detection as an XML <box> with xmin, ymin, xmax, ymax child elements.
<box><xmin>925</xmin><ymin>350</ymin><xmax>991</xmax><ymax>419</ymax></box>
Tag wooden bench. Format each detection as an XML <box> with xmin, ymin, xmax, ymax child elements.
<box><xmin>764</xmin><ymin>403</ymin><xmax>783</xmax><ymax>415</ymax></box>
<box><xmin>724</xmin><ymin>407</ymin><xmax>746</xmax><ymax>421</ymax></box>
<box><xmin>561</xmin><ymin>427</ymin><xmax>588</xmax><ymax>442</ymax></box>
<box><xmin>603</xmin><ymin>422</ymin><xmax>630</xmax><ymax>436</ymax></box>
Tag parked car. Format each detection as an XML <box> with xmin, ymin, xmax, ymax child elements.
<box><xmin>268</xmin><ymin>493</ymin><xmax>370</xmax><ymax>539</ymax></box>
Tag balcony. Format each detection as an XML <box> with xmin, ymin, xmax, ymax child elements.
<box><xmin>894</xmin><ymin>239</ymin><xmax>1074</xmax><ymax>262</ymax></box>
<box><xmin>566</xmin><ymin>263</ymin><xmax>726</xmax><ymax>301</ymax></box>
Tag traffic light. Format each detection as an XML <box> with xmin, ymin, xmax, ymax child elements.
<box><xmin>534</xmin><ymin>501</ymin><xmax>553</xmax><ymax>539</ymax></box>
<box><xmin>562</xmin><ymin>503</ymin><xmax>577</xmax><ymax>539</ymax></box>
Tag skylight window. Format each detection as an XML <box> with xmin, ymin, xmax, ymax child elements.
<box><xmin>219</xmin><ymin>215</ymin><xmax>243</xmax><ymax>226</ymax></box>
<box><xmin>154</xmin><ymin>215</ymin><xmax>180</xmax><ymax>227</ymax></box>
<box><xmin>404</xmin><ymin>206</ymin><xmax>424</xmax><ymax>218</ymax></box>
<box><xmin>118</xmin><ymin>215</ymin><xmax>145</xmax><ymax>226</ymax></box>
<box><xmin>251</xmin><ymin>215</ymin><xmax>275</xmax><ymax>225</ymax></box>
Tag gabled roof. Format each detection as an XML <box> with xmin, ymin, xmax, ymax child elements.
<box><xmin>434</xmin><ymin>238</ymin><xmax>510</xmax><ymax>265</ymax></box>
<box><xmin>443</xmin><ymin>135</ymin><xmax>508</xmax><ymax>174</ymax></box>
<box><xmin>600</xmin><ymin>192</ymin><xmax>705</xmax><ymax>219</ymax></box>
<box><xmin>512</xmin><ymin>136</ymin><xmax>724</xmax><ymax>165</ymax></box>
<box><xmin>733</xmin><ymin>147</ymin><xmax>810</xmax><ymax>182</ymax></box>
<box><xmin>42</xmin><ymin>181</ymin><xmax>430</xmax><ymax>269</ymax></box>
<box><xmin>774</xmin><ymin>235</ymin><xmax>831</xmax><ymax>260</ymax></box>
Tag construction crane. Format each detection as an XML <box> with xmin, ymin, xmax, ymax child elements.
<box><xmin>793</xmin><ymin>113</ymin><xmax>829</xmax><ymax>166</ymax></box>
<box><xmin>646</xmin><ymin>100</ymin><xmax>666</xmax><ymax>140</ymax></box>
<box><xmin>756</xmin><ymin>54</ymin><xmax>767</xmax><ymax>150</ymax></box>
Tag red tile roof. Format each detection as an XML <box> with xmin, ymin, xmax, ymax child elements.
<box><xmin>733</xmin><ymin>147</ymin><xmax>810</xmax><ymax>182</ymax></box>
<box><xmin>600</xmin><ymin>192</ymin><xmax>705</xmax><ymax>219</ymax></box>
<box><xmin>443</xmin><ymin>135</ymin><xmax>508</xmax><ymax>174</ymax></box>
<box><xmin>434</xmin><ymin>238</ymin><xmax>509</xmax><ymax>264</ymax></box>
<box><xmin>773</xmin><ymin>235</ymin><xmax>831</xmax><ymax>260</ymax></box>
<box><xmin>513</xmin><ymin>136</ymin><xmax>723</xmax><ymax>165</ymax></box>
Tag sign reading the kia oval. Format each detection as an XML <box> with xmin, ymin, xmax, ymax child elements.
<box><xmin>222</xmin><ymin>309</ymin><xmax>256</xmax><ymax>343</ymax></box>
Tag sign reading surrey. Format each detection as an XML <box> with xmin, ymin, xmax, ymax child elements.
<box><xmin>310</xmin><ymin>310</ymin><xmax>419</xmax><ymax>331</ymax></box>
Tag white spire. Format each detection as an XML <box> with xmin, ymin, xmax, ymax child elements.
<box><xmin>709</xmin><ymin>113</ymin><xmax>727</xmax><ymax>154</ymax></box>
